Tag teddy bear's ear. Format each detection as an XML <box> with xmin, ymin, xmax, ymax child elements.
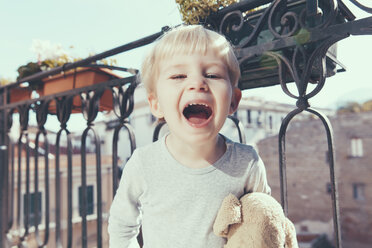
<box><xmin>213</xmin><ymin>194</ymin><xmax>242</xmax><ymax>238</ymax></box>
<box><xmin>285</xmin><ymin>217</ymin><xmax>299</xmax><ymax>248</ymax></box>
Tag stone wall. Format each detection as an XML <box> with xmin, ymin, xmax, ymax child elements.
<box><xmin>257</xmin><ymin>111</ymin><xmax>372</xmax><ymax>247</ymax></box>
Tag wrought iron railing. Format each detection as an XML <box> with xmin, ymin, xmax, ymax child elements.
<box><xmin>1</xmin><ymin>1</ymin><xmax>372</xmax><ymax>247</ymax></box>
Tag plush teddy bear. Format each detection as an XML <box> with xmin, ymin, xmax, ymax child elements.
<box><xmin>213</xmin><ymin>192</ymin><xmax>298</xmax><ymax>248</ymax></box>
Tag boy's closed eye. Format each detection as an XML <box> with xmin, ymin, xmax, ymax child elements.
<box><xmin>170</xmin><ymin>74</ymin><xmax>187</xmax><ymax>80</ymax></box>
<box><xmin>205</xmin><ymin>73</ymin><xmax>221</xmax><ymax>79</ymax></box>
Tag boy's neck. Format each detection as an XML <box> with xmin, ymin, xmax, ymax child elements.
<box><xmin>165</xmin><ymin>133</ymin><xmax>226</xmax><ymax>169</ymax></box>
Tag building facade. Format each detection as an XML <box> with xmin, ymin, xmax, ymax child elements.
<box><xmin>257</xmin><ymin>111</ymin><xmax>372</xmax><ymax>248</ymax></box>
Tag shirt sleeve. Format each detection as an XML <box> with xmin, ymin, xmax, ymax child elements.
<box><xmin>245</xmin><ymin>155</ymin><xmax>271</xmax><ymax>195</ymax></box>
<box><xmin>108</xmin><ymin>151</ymin><xmax>145</xmax><ymax>248</ymax></box>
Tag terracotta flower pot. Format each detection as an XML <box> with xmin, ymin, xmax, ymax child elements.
<box><xmin>40</xmin><ymin>67</ymin><xmax>121</xmax><ymax>113</ymax></box>
<box><xmin>8</xmin><ymin>87</ymin><xmax>41</xmax><ymax>113</ymax></box>
<box><xmin>9</xmin><ymin>87</ymin><xmax>32</xmax><ymax>104</ymax></box>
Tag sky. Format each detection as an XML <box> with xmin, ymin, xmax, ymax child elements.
<box><xmin>1</xmin><ymin>0</ymin><xmax>372</xmax><ymax>112</ymax></box>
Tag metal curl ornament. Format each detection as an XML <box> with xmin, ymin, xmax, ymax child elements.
<box><xmin>262</xmin><ymin>51</ymin><xmax>299</xmax><ymax>99</ymax></box>
<box><xmin>219</xmin><ymin>10</ymin><xmax>244</xmax><ymax>37</ymax></box>
<box><xmin>231</xmin><ymin>4</ymin><xmax>274</xmax><ymax>48</ymax></box>
<box><xmin>268</xmin><ymin>0</ymin><xmax>300</xmax><ymax>39</ymax></box>
<box><xmin>34</xmin><ymin>100</ymin><xmax>51</xmax><ymax>130</ymax></box>
<box><xmin>55</xmin><ymin>95</ymin><xmax>74</xmax><ymax>129</ymax></box>
<box><xmin>80</xmin><ymin>89</ymin><xmax>103</xmax><ymax>125</ymax></box>
<box><xmin>349</xmin><ymin>0</ymin><xmax>372</xmax><ymax>14</ymax></box>
<box><xmin>17</xmin><ymin>104</ymin><xmax>30</xmax><ymax>131</ymax></box>
<box><xmin>302</xmin><ymin>36</ymin><xmax>347</xmax><ymax>99</ymax></box>
<box><xmin>112</xmin><ymin>81</ymin><xmax>136</xmax><ymax>121</ymax></box>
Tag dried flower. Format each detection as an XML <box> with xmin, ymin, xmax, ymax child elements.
<box><xmin>176</xmin><ymin>0</ymin><xmax>238</xmax><ymax>24</ymax></box>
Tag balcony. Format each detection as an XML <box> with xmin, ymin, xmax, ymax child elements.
<box><xmin>1</xmin><ymin>0</ymin><xmax>372</xmax><ymax>247</ymax></box>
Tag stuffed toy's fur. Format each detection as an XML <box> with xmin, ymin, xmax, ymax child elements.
<box><xmin>213</xmin><ymin>192</ymin><xmax>298</xmax><ymax>248</ymax></box>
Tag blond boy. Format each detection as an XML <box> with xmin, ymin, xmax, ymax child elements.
<box><xmin>108</xmin><ymin>25</ymin><xmax>271</xmax><ymax>248</ymax></box>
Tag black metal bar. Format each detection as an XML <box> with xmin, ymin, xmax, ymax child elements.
<box><xmin>80</xmin><ymin>64</ymin><xmax>138</xmax><ymax>74</ymax></box>
<box><xmin>54</xmin><ymin>128</ymin><xmax>73</xmax><ymax>248</ymax></box>
<box><xmin>67</xmin><ymin>131</ymin><xmax>73</xmax><ymax>248</ymax></box>
<box><xmin>306</xmin><ymin>107</ymin><xmax>342</xmax><ymax>248</ymax></box>
<box><xmin>152</xmin><ymin>121</ymin><xmax>167</xmax><ymax>142</ymax></box>
<box><xmin>307</xmin><ymin>0</ymin><xmax>319</xmax><ymax>16</ymax></box>
<box><xmin>278</xmin><ymin>108</ymin><xmax>303</xmax><ymax>215</ymax></box>
<box><xmin>5</xmin><ymin>110</ymin><xmax>14</xmax><ymax>241</ymax></box>
<box><xmin>80</xmin><ymin>84</ymin><xmax>106</xmax><ymax>247</ymax></box>
<box><xmin>349</xmin><ymin>0</ymin><xmax>372</xmax><ymax>13</ymax></box>
<box><xmin>94</xmin><ymin>128</ymin><xmax>103</xmax><ymax>248</ymax></box>
<box><xmin>55</xmin><ymin>130</ymin><xmax>63</xmax><ymax>248</ymax></box>
<box><xmin>0</xmin><ymin>141</ymin><xmax>6</xmax><ymax>248</ymax></box>
<box><xmin>227</xmin><ymin>115</ymin><xmax>246</xmax><ymax>144</ymax></box>
<box><xmin>0</xmin><ymin>144</ymin><xmax>5</xmax><ymax>247</ymax></box>
<box><xmin>0</xmin><ymin>87</ymin><xmax>7</xmax><ymax>247</ymax></box>
<box><xmin>80</xmin><ymin>128</ymin><xmax>89</xmax><ymax>248</ymax></box>
<box><xmin>34</xmin><ymin>130</ymin><xmax>50</xmax><ymax>247</ymax></box>
<box><xmin>112</xmin><ymin>122</ymin><xmax>136</xmax><ymax>197</ymax></box>
<box><xmin>8</xmin><ymin>141</ymin><xmax>15</xmax><ymax>231</ymax></box>
<box><xmin>34</xmin><ymin>100</ymin><xmax>50</xmax><ymax>247</ymax></box>
<box><xmin>0</xmin><ymin>28</ymin><xmax>167</xmax><ymax>91</ymax></box>
<box><xmin>18</xmin><ymin>131</ymin><xmax>31</xmax><ymax>241</ymax></box>
<box><xmin>55</xmin><ymin>95</ymin><xmax>74</xmax><ymax>248</ymax></box>
<box><xmin>79</xmin><ymin>125</ymin><xmax>104</xmax><ymax>247</ymax></box>
<box><xmin>16</xmin><ymin>134</ymin><xmax>22</xmax><ymax>242</ymax></box>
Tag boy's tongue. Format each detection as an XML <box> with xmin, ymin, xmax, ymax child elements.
<box><xmin>184</xmin><ymin>104</ymin><xmax>211</xmax><ymax>125</ymax></box>
<box><xmin>188</xmin><ymin>112</ymin><xmax>208</xmax><ymax>124</ymax></box>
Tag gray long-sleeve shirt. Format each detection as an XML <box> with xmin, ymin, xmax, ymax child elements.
<box><xmin>108</xmin><ymin>135</ymin><xmax>271</xmax><ymax>248</ymax></box>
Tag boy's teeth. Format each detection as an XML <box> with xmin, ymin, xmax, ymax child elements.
<box><xmin>183</xmin><ymin>103</ymin><xmax>212</xmax><ymax>125</ymax></box>
<box><xmin>189</xmin><ymin>103</ymin><xmax>208</xmax><ymax>107</ymax></box>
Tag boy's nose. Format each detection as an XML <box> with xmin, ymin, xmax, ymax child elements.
<box><xmin>187</xmin><ymin>76</ymin><xmax>209</xmax><ymax>92</ymax></box>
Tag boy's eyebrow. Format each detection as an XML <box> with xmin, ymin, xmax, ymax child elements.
<box><xmin>163</xmin><ymin>62</ymin><xmax>227</xmax><ymax>71</ymax></box>
<box><xmin>205</xmin><ymin>62</ymin><xmax>227</xmax><ymax>69</ymax></box>
<box><xmin>161</xmin><ymin>64</ymin><xmax>186</xmax><ymax>74</ymax></box>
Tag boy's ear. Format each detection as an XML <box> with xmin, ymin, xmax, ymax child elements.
<box><xmin>148</xmin><ymin>93</ymin><xmax>164</xmax><ymax>118</ymax></box>
<box><xmin>229</xmin><ymin>87</ymin><xmax>242</xmax><ymax>115</ymax></box>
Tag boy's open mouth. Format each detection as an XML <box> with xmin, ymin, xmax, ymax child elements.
<box><xmin>183</xmin><ymin>103</ymin><xmax>212</xmax><ymax>125</ymax></box>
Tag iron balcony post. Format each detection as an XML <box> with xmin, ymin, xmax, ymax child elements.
<box><xmin>0</xmin><ymin>88</ymin><xmax>8</xmax><ymax>248</ymax></box>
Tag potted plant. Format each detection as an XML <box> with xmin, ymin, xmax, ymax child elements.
<box><xmin>15</xmin><ymin>41</ymin><xmax>124</xmax><ymax>112</ymax></box>
<box><xmin>40</xmin><ymin>66</ymin><xmax>122</xmax><ymax>113</ymax></box>
<box><xmin>175</xmin><ymin>0</ymin><xmax>238</xmax><ymax>24</ymax></box>
<box><xmin>1</xmin><ymin>77</ymin><xmax>30</xmax><ymax>104</ymax></box>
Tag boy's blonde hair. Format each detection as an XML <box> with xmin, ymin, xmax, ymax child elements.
<box><xmin>140</xmin><ymin>25</ymin><xmax>240</xmax><ymax>94</ymax></box>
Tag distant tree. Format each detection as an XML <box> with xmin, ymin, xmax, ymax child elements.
<box><xmin>361</xmin><ymin>100</ymin><xmax>372</xmax><ymax>112</ymax></box>
<box><xmin>0</xmin><ymin>77</ymin><xmax>12</xmax><ymax>86</ymax></box>
<box><xmin>337</xmin><ymin>100</ymin><xmax>372</xmax><ymax>114</ymax></box>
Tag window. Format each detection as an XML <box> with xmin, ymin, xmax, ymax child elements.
<box><xmin>350</xmin><ymin>138</ymin><xmax>363</xmax><ymax>157</ymax></box>
<box><xmin>149</xmin><ymin>114</ymin><xmax>156</xmax><ymax>124</ymax></box>
<box><xmin>246</xmin><ymin>109</ymin><xmax>251</xmax><ymax>124</ymax></box>
<box><xmin>23</xmin><ymin>192</ymin><xmax>42</xmax><ymax>226</ymax></box>
<box><xmin>326</xmin><ymin>183</ymin><xmax>332</xmax><ymax>194</ymax></box>
<box><xmin>79</xmin><ymin>185</ymin><xmax>94</xmax><ymax>216</ymax></box>
<box><xmin>257</xmin><ymin>111</ymin><xmax>262</xmax><ymax>126</ymax></box>
<box><xmin>353</xmin><ymin>183</ymin><xmax>365</xmax><ymax>201</ymax></box>
<box><xmin>269</xmin><ymin>115</ymin><xmax>273</xmax><ymax>130</ymax></box>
